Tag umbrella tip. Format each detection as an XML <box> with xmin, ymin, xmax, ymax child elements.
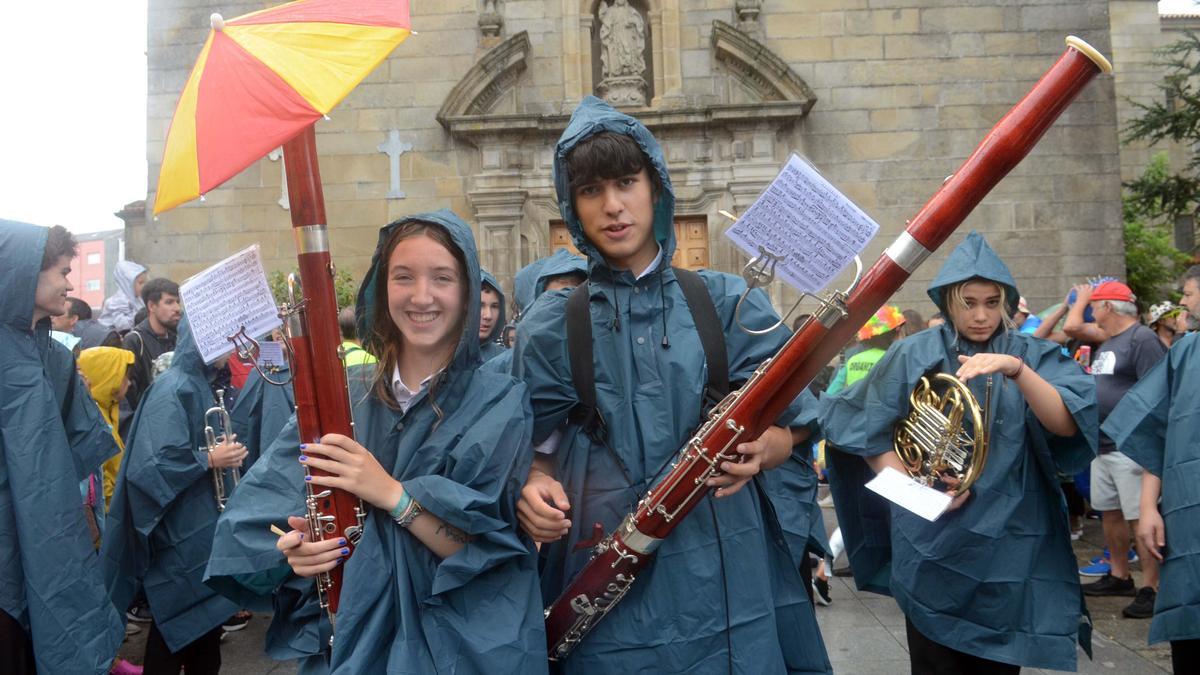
<box><xmin>210</xmin><ymin>13</ymin><xmax>225</xmax><ymax>31</ymax></box>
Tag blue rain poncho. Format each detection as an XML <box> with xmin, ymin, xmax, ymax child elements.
<box><xmin>229</xmin><ymin>364</ymin><xmax>295</xmax><ymax>468</ymax></box>
<box><xmin>513</xmin><ymin>249</ymin><xmax>588</xmax><ymax>319</ymax></box>
<box><xmin>759</xmin><ymin>389</ymin><xmax>830</xmax><ymax>567</ymax></box>
<box><xmin>1102</xmin><ymin>331</ymin><xmax>1200</xmax><ymax>645</ymax></box>
<box><xmin>485</xmin><ymin>250</ymin><xmax>589</xmax><ymax>376</ymax></box>
<box><xmin>0</xmin><ymin>220</ymin><xmax>124</xmax><ymax>673</ymax></box>
<box><xmin>205</xmin><ymin>209</ymin><xmax>547</xmax><ymax>674</ymax></box>
<box><xmin>101</xmin><ymin>316</ymin><xmax>239</xmax><ymax>652</ymax></box>
<box><xmin>479</xmin><ymin>268</ymin><xmax>508</xmax><ymax>362</ymax></box>
<box><xmin>821</xmin><ymin>232</ymin><xmax>1098</xmax><ymax>671</ymax></box>
<box><xmin>513</xmin><ymin>97</ymin><xmax>830</xmax><ymax>674</ymax></box>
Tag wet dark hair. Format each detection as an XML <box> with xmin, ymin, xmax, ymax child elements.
<box><xmin>65</xmin><ymin>297</ymin><xmax>92</xmax><ymax>320</ymax></box>
<box><xmin>142</xmin><ymin>278</ymin><xmax>180</xmax><ymax>305</ymax></box>
<box><xmin>40</xmin><ymin>225</ymin><xmax>77</xmax><ymax>270</ymax></box>
<box><xmin>543</xmin><ymin>270</ymin><xmax>587</xmax><ymax>289</ymax></box>
<box><xmin>863</xmin><ymin>330</ymin><xmax>900</xmax><ymax>351</ymax></box>
<box><xmin>565</xmin><ymin>132</ymin><xmax>662</xmax><ymax>199</ymax></box>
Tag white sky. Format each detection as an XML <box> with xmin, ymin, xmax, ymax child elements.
<box><xmin>1160</xmin><ymin>0</ymin><xmax>1200</xmax><ymax>14</ymax></box>
<box><xmin>0</xmin><ymin>3</ymin><xmax>148</xmax><ymax>235</ymax></box>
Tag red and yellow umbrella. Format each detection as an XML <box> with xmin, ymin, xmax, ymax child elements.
<box><xmin>154</xmin><ymin>0</ymin><xmax>411</xmax><ymax>214</ymax></box>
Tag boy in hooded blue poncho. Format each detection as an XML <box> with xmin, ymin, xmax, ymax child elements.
<box><xmin>205</xmin><ymin>210</ymin><xmax>546</xmax><ymax>674</ymax></box>
<box><xmin>1101</xmin><ymin>280</ymin><xmax>1200</xmax><ymax>673</ymax></box>
<box><xmin>479</xmin><ymin>269</ymin><xmax>508</xmax><ymax>362</ymax></box>
<box><xmin>822</xmin><ymin>231</ymin><xmax>1098</xmax><ymax>673</ymax></box>
<box><xmin>513</xmin><ymin>96</ymin><xmax>830</xmax><ymax>674</ymax></box>
<box><xmin>0</xmin><ymin>221</ymin><xmax>125</xmax><ymax>674</ymax></box>
<box><xmin>484</xmin><ymin>249</ymin><xmax>588</xmax><ymax>376</ymax></box>
<box><xmin>513</xmin><ymin>248</ymin><xmax>589</xmax><ymax>320</ymax></box>
<box><xmin>101</xmin><ymin>315</ymin><xmax>248</xmax><ymax>673</ymax></box>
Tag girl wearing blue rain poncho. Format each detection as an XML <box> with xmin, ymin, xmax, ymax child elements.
<box><xmin>1102</xmin><ymin>326</ymin><xmax>1200</xmax><ymax>672</ymax></box>
<box><xmin>205</xmin><ymin>210</ymin><xmax>546</xmax><ymax>674</ymax></box>
<box><xmin>101</xmin><ymin>315</ymin><xmax>249</xmax><ymax>674</ymax></box>
<box><xmin>0</xmin><ymin>221</ymin><xmax>125</xmax><ymax>674</ymax></box>
<box><xmin>513</xmin><ymin>97</ymin><xmax>831</xmax><ymax>674</ymax></box>
<box><xmin>822</xmin><ymin>232</ymin><xmax>1098</xmax><ymax>674</ymax></box>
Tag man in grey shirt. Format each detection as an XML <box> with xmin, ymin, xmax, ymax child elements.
<box><xmin>1079</xmin><ymin>281</ymin><xmax>1168</xmax><ymax>619</ymax></box>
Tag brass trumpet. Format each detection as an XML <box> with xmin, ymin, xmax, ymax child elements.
<box><xmin>204</xmin><ymin>388</ymin><xmax>241</xmax><ymax>511</ymax></box>
<box><xmin>893</xmin><ymin>373</ymin><xmax>991</xmax><ymax>493</ymax></box>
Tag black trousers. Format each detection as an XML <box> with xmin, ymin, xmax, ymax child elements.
<box><xmin>0</xmin><ymin>610</ymin><xmax>36</xmax><ymax>675</ymax></box>
<box><xmin>143</xmin><ymin>622</ymin><xmax>222</xmax><ymax>675</ymax></box>
<box><xmin>906</xmin><ymin>618</ymin><xmax>1020</xmax><ymax>675</ymax></box>
<box><xmin>1172</xmin><ymin>639</ymin><xmax>1200</xmax><ymax>675</ymax></box>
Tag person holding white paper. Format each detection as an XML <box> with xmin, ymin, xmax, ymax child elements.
<box><xmin>821</xmin><ymin>231</ymin><xmax>1098</xmax><ymax>674</ymax></box>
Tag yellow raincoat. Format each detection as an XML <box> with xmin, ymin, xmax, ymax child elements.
<box><xmin>77</xmin><ymin>347</ymin><xmax>135</xmax><ymax>508</ymax></box>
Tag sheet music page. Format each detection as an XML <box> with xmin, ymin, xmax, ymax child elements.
<box><xmin>724</xmin><ymin>154</ymin><xmax>880</xmax><ymax>294</ymax></box>
<box><xmin>179</xmin><ymin>245</ymin><xmax>282</xmax><ymax>364</ymax></box>
<box><xmin>865</xmin><ymin>467</ymin><xmax>954</xmax><ymax>522</ymax></box>
<box><xmin>257</xmin><ymin>341</ymin><xmax>286</xmax><ymax>370</ymax></box>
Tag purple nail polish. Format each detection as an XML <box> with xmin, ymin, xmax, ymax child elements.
<box><xmin>341</xmin><ymin>548</ymin><xmax>350</xmax><ymax>555</ymax></box>
<box><xmin>338</xmin><ymin>538</ymin><xmax>347</xmax><ymax>546</ymax></box>
<box><xmin>335</xmin><ymin>558</ymin><xmax>343</xmax><ymax>565</ymax></box>
<box><xmin>304</xmin><ymin>476</ymin><xmax>312</xmax><ymax>482</ymax></box>
<box><xmin>299</xmin><ymin>533</ymin><xmax>304</xmax><ymax>540</ymax></box>
<box><xmin>299</xmin><ymin>444</ymin><xmax>307</xmax><ymax>449</ymax></box>
<box><xmin>298</xmin><ymin>455</ymin><xmax>308</xmax><ymax>461</ymax></box>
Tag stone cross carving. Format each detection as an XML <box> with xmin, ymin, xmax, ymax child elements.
<box><xmin>377</xmin><ymin>129</ymin><xmax>412</xmax><ymax>199</ymax></box>
<box><xmin>597</xmin><ymin>0</ymin><xmax>648</xmax><ymax>106</ymax></box>
<box><xmin>267</xmin><ymin>147</ymin><xmax>290</xmax><ymax>210</ymax></box>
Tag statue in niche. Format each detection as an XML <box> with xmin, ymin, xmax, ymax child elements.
<box><xmin>596</xmin><ymin>0</ymin><xmax>648</xmax><ymax>106</ymax></box>
<box><xmin>479</xmin><ymin>0</ymin><xmax>503</xmax><ymax>38</ymax></box>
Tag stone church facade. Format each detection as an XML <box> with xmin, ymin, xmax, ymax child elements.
<box><xmin>134</xmin><ymin>0</ymin><xmax>1151</xmax><ymax>316</ymax></box>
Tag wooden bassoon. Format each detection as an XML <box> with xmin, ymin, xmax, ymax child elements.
<box><xmin>280</xmin><ymin>125</ymin><xmax>366</xmax><ymax>638</ymax></box>
<box><xmin>544</xmin><ymin>36</ymin><xmax>1112</xmax><ymax>660</ymax></box>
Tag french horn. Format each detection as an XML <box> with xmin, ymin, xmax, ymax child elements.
<box><xmin>893</xmin><ymin>372</ymin><xmax>991</xmax><ymax>493</ymax></box>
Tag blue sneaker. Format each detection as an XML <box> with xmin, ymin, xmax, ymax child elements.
<box><xmin>1080</xmin><ymin>548</ymin><xmax>1137</xmax><ymax>576</ymax></box>
<box><xmin>1079</xmin><ymin>559</ymin><xmax>1111</xmax><ymax>577</ymax></box>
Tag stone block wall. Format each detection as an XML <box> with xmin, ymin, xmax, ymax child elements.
<box><xmin>138</xmin><ymin>0</ymin><xmax>1128</xmax><ymax>319</ymax></box>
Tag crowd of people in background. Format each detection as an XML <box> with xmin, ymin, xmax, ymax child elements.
<box><xmin>4</xmin><ymin>96</ymin><xmax>1200</xmax><ymax>675</ymax></box>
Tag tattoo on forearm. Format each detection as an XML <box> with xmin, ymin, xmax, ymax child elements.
<box><xmin>435</xmin><ymin>523</ymin><xmax>469</xmax><ymax>545</ymax></box>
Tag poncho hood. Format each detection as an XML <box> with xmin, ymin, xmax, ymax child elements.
<box><xmin>553</xmin><ymin>96</ymin><xmax>676</xmax><ymax>277</ymax></box>
<box><xmin>355</xmin><ymin>209</ymin><xmax>483</xmax><ymax>372</ymax></box>
<box><xmin>512</xmin><ymin>249</ymin><xmax>588</xmax><ymax>317</ymax></box>
<box><xmin>0</xmin><ymin>219</ymin><xmax>45</xmax><ymax>332</ymax></box>
<box><xmin>927</xmin><ymin>231</ymin><xmax>1020</xmax><ymax>317</ymax></box>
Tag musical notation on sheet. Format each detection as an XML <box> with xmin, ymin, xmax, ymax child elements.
<box><xmin>725</xmin><ymin>154</ymin><xmax>879</xmax><ymax>294</ymax></box>
<box><xmin>180</xmin><ymin>245</ymin><xmax>282</xmax><ymax>365</ymax></box>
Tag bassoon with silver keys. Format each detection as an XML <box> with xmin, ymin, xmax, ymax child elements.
<box><xmin>545</xmin><ymin>36</ymin><xmax>1113</xmax><ymax>660</ymax></box>
<box><xmin>279</xmin><ymin>127</ymin><xmax>366</xmax><ymax>640</ymax></box>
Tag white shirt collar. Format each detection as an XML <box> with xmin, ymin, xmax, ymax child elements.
<box><xmin>633</xmin><ymin>245</ymin><xmax>664</xmax><ymax>281</ymax></box>
<box><xmin>391</xmin><ymin>366</ymin><xmax>437</xmax><ymax>414</ymax></box>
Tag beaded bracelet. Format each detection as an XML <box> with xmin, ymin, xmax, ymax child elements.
<box><xmin>389</xmin><ymin>489</ymin><xmax>424</xmax><ymax>529</ymax></box>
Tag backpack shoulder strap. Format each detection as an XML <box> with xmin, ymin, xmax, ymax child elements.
<box><xmin>565</xmin><ymin>282</ymin><xmax>607</xmax><ymax>442</ymax></box>
<box><xmin>673</xmin><ymin>267</ymin><xmax>729</xmax><ymax>407</ymax></box>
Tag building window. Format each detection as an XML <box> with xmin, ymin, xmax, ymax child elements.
<box><xmin>87</xmin><ymin>253</ymin><xmax>101</xmax><ymax>265</ymax></box>
<box><xmin>85</xmin><ymin>279</ymin><xmax>101</xmax><ymax>292</ymax></box>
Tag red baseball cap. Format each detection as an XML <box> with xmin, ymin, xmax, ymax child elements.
<box><xmin>1090</xmin><ymin>280</ymin><xmax>1135</xmax><ymax>303</ymax></box>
